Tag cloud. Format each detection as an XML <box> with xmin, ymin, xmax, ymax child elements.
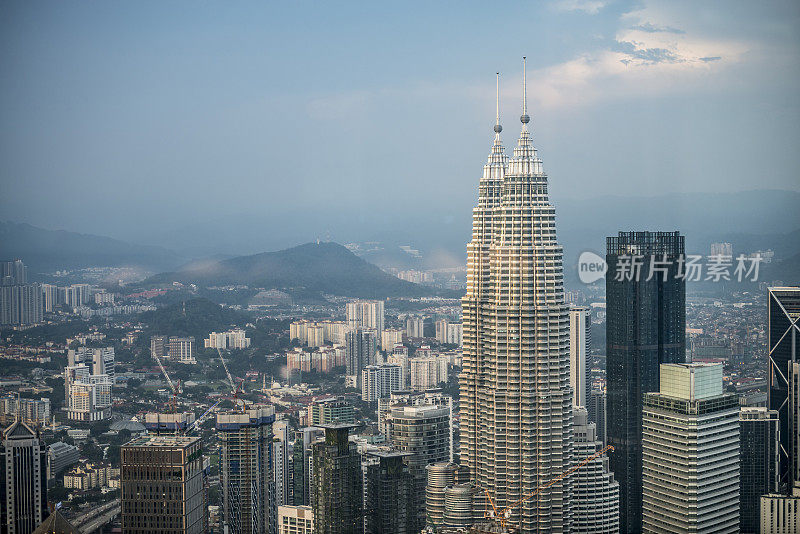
<box><xmin>631</xmin><ymin>22</ymin><xmax>685</xmax><ymax>34</ymax></box>
<box><xmin>551</xmin><ymin>0</ymin><xmax>607</xmax><ymax>15</ymax></box>
<box><xmin>700</xmin><ymin>56</ymin><xmax>722</xmax><ymax>62</ymax></box>
<box><xmin>613</xmin><ymin>40</ymin><xmax>681</xmax><ymax>64</ymax></box>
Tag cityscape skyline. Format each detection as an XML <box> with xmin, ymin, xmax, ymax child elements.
<box><xmin>1</xmin><ymin>2</ymin><xmax>799</xmax><ymax>534</ymax></box>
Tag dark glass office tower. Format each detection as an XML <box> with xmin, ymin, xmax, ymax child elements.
<box><xmin>606</xmin><ymin>230</ymin><xmax>685</xmax><ymax>534</ymax></box>
<box><xmin>739</xmin><ymin>407</ymin><xmax>779</xmax><ymax>533</ymax></box>
<box><xmin>768</xmin><ymin>287</ymin><xmax>800</xmax><ymax>491</ymax></box>
<box><xmin>311</xmin><ymin>424</ymin><xmax>362</xmax><ymax>534</ymax></box>
<box><xmin>364</xmin><ymin>451</ymin><xmax>415</xmax><ymax>534</ymax></box>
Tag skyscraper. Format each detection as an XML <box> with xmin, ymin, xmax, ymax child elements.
<box><xmin>572</xmin><ymin>407</ymin><xmax>619</xmax><ymax>534</ymax></box>
<box><xmin>642</xmin><ymin>363</ymin><xmax>739</xmax><ymax>533</ymax></box>
<box><xmin>120</xmin><ymin>435</ymin><xmax>208</xmax><ymax>534</ymax></box>
<box><xmin>606</xmin><ymin>230</ymin><xmax>685</xmax><ymax>533</ymax></box>
<box><xmin>361</xmin><ymin>364</ymin><xmax>402</xmax><ymax>402</ymax></box>
<box><xmin>216</xmin><ymin>406</ymin><xmax>276</xmax><ymax>534</ymax></box>
<box><xmin>767</xmin><ymin>286</ymin><xmax>800</xmax><ymax>490</ymax></box>
<box><xmin>569</xmin><ymin>306</ymin><xmax>591</xmax><ymax>407</ymax></box>
<box><xmin>386</xmin><ymin>404</ymin><xmax>451</xmax><ymax>531</ymax></box>
<box><xmin>739</xmin><ymin>407</ymin><xmax>780</xmax><ymax>534</ymax></box>
<box><xmin>1</xmin><ymin>419</ymin><xmax>47</xmax><ymax>534</ymax></box>
<box><xmin>273</xmin><ymin>420</ymin><xmax>291</xmax><ymax>508</ymax></box>
<box><xmin>311</xmin><ymin>424</ymin><xmax>362</xmax><ymax>534</ymax></box>
<box><xmin>345</xmin><ymin>300</ymin><xmax>384</xmax><ymax>335</ymax></box>
<box><xmin>292</xmin><ymin>427</ymin><xmax>323</xmax><ymax>507</ymax></box>
<box><xmin>460</xmin><ymin>63</ymin><xmax>574</xmax><ymax>533</ymax></box>
<box><xmin>364</xmin><ymin>451</ymin><xmax>415</xmax><ymax>534</ymax></box>
<box><xmin>345</xmin><ymin>328</ymin><xmax>377</xmax><ymax>380</ymax></box>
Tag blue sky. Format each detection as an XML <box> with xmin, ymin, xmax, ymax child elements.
<box><xmin>1</xmin><ymin>0</ymin><xmax>799</xmax><ymax>254</ymax></box>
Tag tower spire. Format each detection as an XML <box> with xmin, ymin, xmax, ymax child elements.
<box><xmin>494</xmin><ymin>72</ymin><xmax>502</xmax><ymax>135</ymax></box>
<box><xmin>520</xmin><ymin>56</ymin><xmax>530</xmax><ymax>128</ymax></box>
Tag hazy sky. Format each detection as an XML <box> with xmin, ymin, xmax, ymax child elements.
<box><xmin>1</xmin><ymin>1</ymin><xmax>799</xmax><ymax>253</ymax></box>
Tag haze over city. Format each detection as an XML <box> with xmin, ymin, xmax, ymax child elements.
<box><xmin>2</xmin><ymin>1</ymin><xmax>799</xmax><ymax>258</ymax></box>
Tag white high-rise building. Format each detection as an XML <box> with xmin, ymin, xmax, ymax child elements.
<box><xmin>68</xmin><ymin>346</ymin><xmax>115</xmax><ymax>378</ymax></box>
<box><xmin>460</xmin><ymin>64</ymin><xmax>574</xmax><ymax>532</ymax></box>
<box><xmin>205</xmin><ymin>328</ymin><xmax>251</xmax><ymax>350</ymax></box>
<box><xmin>381</xmin><ymin>329</ymin><xmax>404</xmax><ymax>352</ymax></box>
<box><xmin>642</xmin><ymin>363</ymin><xmax>739</xmax><ymax>533</ymax></box>
<box><xmin>572</xmin><ymin>407</ymin><xmax>619</xmax><ymax>533</ymax></box>
<box><xmin>409</xmin><ymin>356</ymin><xmax>448</xmax><ymax>391</ymax></box>
<box><xmin>569</xmin><ymin>307</ymin><xmax>591</xmax><ymax>407</ymax></box>
<box><xmin>273</xmin><ymin>420</ymin><xmax>291</xmax><ymax>508</ymax></box>
<box><xmin>405</xmin><ymin>316</ymin><xmax>424</xmax><ymax>339</ymax></box>
<box><xmin>346</xmin><ymin>300</ymin><xmax>384</xmax><ymax>335</ymax></box>
<box><xmin>361</xmin><ymin>364</ymin><xmax>402</xmax><ymax>402</ymax></box>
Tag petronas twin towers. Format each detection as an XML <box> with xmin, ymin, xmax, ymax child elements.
<box><xmin>460</xmin><ymin>59</ymin><xmax>574</xmax><ymax>533</ymax></box>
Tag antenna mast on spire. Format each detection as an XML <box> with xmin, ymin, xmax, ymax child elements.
<box><xmin>521</xmin><ymin>56</ymin><xmax>530</xmax><ymax>127</ymax></box>
<box><xmin>494</xmin><ymin>72</ymin><xmax>502</xmax><ymax>134</ymax></box>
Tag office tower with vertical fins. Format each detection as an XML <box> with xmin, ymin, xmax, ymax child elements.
<box><xmin>460</xmin><ymin>63</ymin><xmax>573</xmax><ymax>533</ymax></box>
<box><xmin>606</xmin><ymin>230</ymin><xmax>685</xmax><ymax>533</ymax></box>
<box><xmin>642</xmin><ymin>363</ymin><xmax>739</xmax><ymax>534</ymax></box>
<box><xmin>1</xmin><ymin>419</ymin><xmax>47</xmax><ymax>534</ymax></box>
<box><xmin>121</xmin><ymin>435</ymin><xmax>208</xmax><ymax>534</ymax></box>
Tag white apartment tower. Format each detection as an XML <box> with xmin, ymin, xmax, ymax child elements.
<box><xmin>569</xmin><ymin>307</ymin><xmax>591</xmax><ymax>407</ymax></box>
<box><xmin>460</xmin><ymin>63</ymin><xmax>574</xmax><ymax>533</ymax></box>
<box><xmin>346</xmin><ymin>300</ymin><xmax>384</xmax><ymax>334</ymax></box>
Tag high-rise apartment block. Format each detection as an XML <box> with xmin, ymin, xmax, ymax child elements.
<box><xmin>121</xmin><ymin>435</ymin><xmax>208</xmax><ymax>534</ymax></box>
<box><xmin>205</xmin><ymin>328</ymin><xmax>251</xmax><ymax>349</ymax></box>
<box><xmin>768</xmin><ymin>287</ymin><xmax>800</xmax><ymax>490</ymax></box>
<box><xmin>405</xmin><ymin>316</ymin><xmax>424</xmax><ymax>339</ymax></box>
<box><xmin>309</xmin><ymin>398</ymin><xmax>355</xmax><ymax>426</ymax></box>
<box><xmin>460</xmin><ymin>65</ymin><xmax>574</xmax><ymax>532</ymax></box>
<box><xmin>150</xmin><ymin>335</ymin><xmax>196</xmax><ymax>363</ymax></box>
<box><xmin>740</xmin><ymin>407</ymin><xmax>780</xmax><ymax>533</ymax></box>
<box><xmin>273</xmin><ymin>420</ymin><xmax>291</xmax><ymax>508</ymax></box>
<box><xmin>216</xmin><ymin>406</ymin><xmax>276</xmax><ymax>534</ymax></box>
<box><xmin>606</xmin><ymin>230</ymin><xmax>686</xmax><ymax>533</ymax></box>
<box><xmin>760</xmin><ymin>488</ymin><xmax>800</xmax><ymax>533</ymax></box>
<box><xmin>346</xmin><ymin>300</ymin><xmax>384</xmax><ymax>335</ymax></box>
<box><xmin>0</xmin><ymin>396</ymin><xmax>51</xmax><ymax>428</ymax></box>
<box><xmin>1</xmin><ymin>419</ymin><xmax>47</xmax><ymax>534</ymax></box>
<box><xmin>409</xmin><ymin>356</ymin><xmax>448</xmax><ymax>391</ymax></box>
<box><xmin>361</xmin><ymin>364</ymin><xmax>402</xmax><ymax>402</ymax></box>
<box><xmin>0</xmin><ymin>260</ymin><xmax>42</xmax><ymax>326</ymax></box>
<box><xmin>311</xmin><ymin>424</ymin><xmax>362</xmax><ymax>534</ymax></box>
<box><xmin>572</xmin><ymin>407</ymin><xmax>619</xmax><ymax>533</ymax></box>
<box><xmin>569</xmin><ymin>306</ymin><xmax>591</xmax><ymax>408</ymax></box>
<box><xmin>380</xmin><ymin>328</ymin><xmax>404</xmax><ymax>352</ymax></box>
<box><xmin>345</xmin><ymin>328</ymin><xmax>377</xmax><ymax>379</ymax></box>
<box><xmin>642</xmin><ymin>363</ymin><xmax>739</xmax><ymax>533</ymax></box>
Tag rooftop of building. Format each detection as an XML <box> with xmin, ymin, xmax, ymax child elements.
<box><xmin>123</xmin><ymin>435</ymin><xmax>200</xmax><ymax>448</ymax></box>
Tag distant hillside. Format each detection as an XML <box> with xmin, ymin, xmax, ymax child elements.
<box><xmin>144</xmin><ymin>242</ymin><xmax>442</xmax><ymax>298</ymax></box>
<box><xmin>0</xmin><ymin>221</ymin><xmax>185</xmax><ymax>274</ymax></box>
<box><xmin>138</xmin><ymin>298</ymin><xmax>248</xmax><ymax>340</ymax></box>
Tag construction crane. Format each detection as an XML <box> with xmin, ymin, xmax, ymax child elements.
<box><xmin>481</xmin><ymin>444</ymin><xmax>615</xmax><ymax>530</ymax></box>
<box><xmin>185</xmin><ymin>399</ymin><xmax>222</xmax><ymax>435</ymax></box>
<box><xmin>216</xmin><ymin>347</ymin><xmax>246</xmax><ymax>411</ymax></box>
<box><xmin>152</xmin><ymin>349</ymin><xmax>181</xmax><ymax>416</ymax></box>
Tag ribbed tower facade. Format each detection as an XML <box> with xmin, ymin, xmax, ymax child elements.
<box><xmin>460</xmin><ymin>64</ymin><xmax>573</xmax><ymax>533</ymax></box>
